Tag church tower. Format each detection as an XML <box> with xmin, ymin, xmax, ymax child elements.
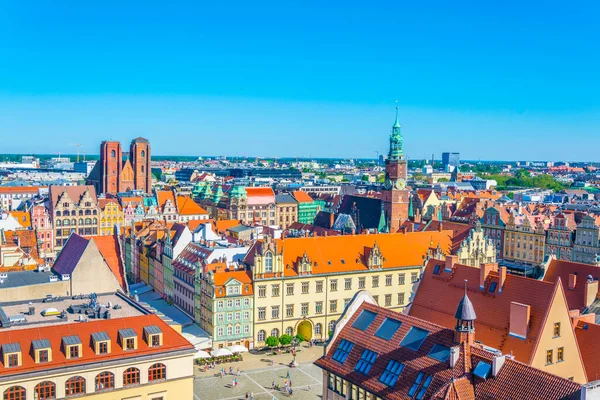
<box><xmin>130</xmin><ymin>137</ymin><xmax>152</xmax><ymax>193</ymax></box>
<box><xmin>382</xmin><ymin>103</ymin><xmax>410</xmax><ymax>232</ymax></box>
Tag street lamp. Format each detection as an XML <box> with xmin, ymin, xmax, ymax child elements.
<box><xmin>290</xmin><ymin>337</ymin><xmax>299</xmax><ymax>367</ymax></box>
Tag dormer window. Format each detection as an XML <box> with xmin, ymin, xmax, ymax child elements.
<box><xmin>63</xmin><ymin>335</ymin><xmax>82</xmax><ymax>359</ymax></box>
<box><xmin>119</xmin><ymin>329</ymin><xmax>138</xmax><ymax>350</ymax></box>
<box><xmin>143</xmin><ymin>326</ymin><xmax>163</xmax><ymax>347</ymax></box>
<box><xmin>92</xmin><ymin>332</ymin><xmax>111</xmax><ymax>355</ymax></box>
<box><xmin>3</xmin><ymin>343</ymin><xmax>22</xmax><ymax>367</ymax></box>
<box><xmin>32</xmin><ymin>339</ymin><xmax>52</xmax><ymax>363</ymax></box>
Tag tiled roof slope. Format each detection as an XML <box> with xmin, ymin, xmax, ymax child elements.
<box><xmin>91</xmin><ymin>235</ymin><xmax>126</xmax><ymax>290</ymax></box>
<box><xmin>177</xmin><ymin>195</ymin><xmax>208</xmax><ymax>215</ymax></box>
<box><xmin>574</xmin><ymin>322</ymin><xmax>600</xmax><ymax>382</ymax></box>
<box><xmin>422</xmin><ymin>221</ymin><xmax>472</xmax><ymax>254</ymax></box>
<box><xmin>0</xmin><ymin>314</ymin><xmax>194</xmax><ymax>377</ymax></box>
<box><xmin>543</xmin><ymin>258</ymin><xmax>600</xmax><ymax>312</ymax></box>
<box><xmin>244</xmin><ymin>231</ymin><xmax>452</xmax><ymax>277</ymax></box>
<box><xmin>246</xmin><ymin>187</ymin><xmax>275</xmax><ymax>205</ymax></box>
<box><xmin>410</xmin><ymin>260</ymin><xmax>558</xmax><ymax>364</ymax></box>
<box><xmin>52</xmin><ymin>234</ymin><xmax>90</xmax><ymax>275</ymax></box>
<box><xmin>316</xmin><ymin>300</ymin><xmax>582</xmax><ymax>400</ymax></box>
<box><xmin>292</xmin><ymin>190</ymin><xmax>314</xmax><ymax>203</ymax></box>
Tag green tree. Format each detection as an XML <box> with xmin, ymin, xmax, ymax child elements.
<box><xmin>279</xmin><ymin>334</ymin><xmax>293</xmax><ymax>346</ymax></box>
<box><xmin>265</xmin><ymin>336</ymin><xmax>279</xmax><ymax>348</ymax></box>
<box><xmin>361</xmin><ymin>175</ymin><xmax>370</xmax><ymax>181</ymax></box>
<box><xmin>295</xmin><ymin>333</ymin><xmax>305</xmax><ymax>343</ymax></box>
<box><xmin>437</xmin><ymin>178</ymin><xmax>449</xmax><ymax>183</ymax></box>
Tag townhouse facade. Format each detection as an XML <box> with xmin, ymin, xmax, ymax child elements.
<box><xmin>572</xmin><ymin>214</ymin><xmax>600</xmax><ymax>264</ymax></box>
<box><xmin>545</xmin><ymin>213</ymin><xmax>574</xmax><ymax>261</ymax></box>
<box><xmin>49</xmin><ymin>186</ymin><xmax>100</xmax><ymax>251</ymax></box>
<box><xmin>503</xmin><ymin>214</ymin><xmax>546</xmax><ymax>265</ymax></box>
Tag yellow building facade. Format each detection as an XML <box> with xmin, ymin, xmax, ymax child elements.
<box><xmin>244</xmin><ymin>231</ymin><xmax>452</xmax><ymax>345</ymax></box>
<box><xmin>503</xmin><ymin>214</ymin><xmax>546</xmax><ymax>264</ymax></box>
<box><xmin>99</xmin><ymin>199</ymin><xmax>125</xmax><ymax>236</ymax></box>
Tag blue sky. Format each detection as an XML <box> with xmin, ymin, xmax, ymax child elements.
<box><xmin>1</xmin><ymin>1</ymin><xmax>599</xmax><ymax>161</ymax></box>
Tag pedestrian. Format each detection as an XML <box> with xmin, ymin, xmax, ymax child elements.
<box><xmin>250</xmin><ymin>392</ymin><xmax>254</xmax><ymax>400</ymax></box>
<box><xmin>286</xmin><ymin>370</ymin><xmax>291</xmax><ymax>379</ymax></box>
<box><xmin>308</xmin><ymin>385</ymin><xmax>311</xmax><ymax>391</ymax></box>
<box><xmin>272</xmin><ymin>381</ymin><xmax>275</xmax><ymax>390</ymax></box>
<box><xmin>245</xmin><ymin>392</ymin><xmax>249</xmax><ymax>399</ymax></box>
<box><xmin>230</xmin><ymin>366</ymin><xmax>233</xmax><ymax>375</ymax></box>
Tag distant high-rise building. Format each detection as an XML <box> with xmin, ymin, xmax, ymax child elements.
<box><xmin>87</xmin><ymin>137</ymin><xmax>152</xmax><ymax>195</ymax></box>
<box><xmin>442</xmin><ymin>152</ymin><xmax>460</xmax><ymax>171</ymax></box>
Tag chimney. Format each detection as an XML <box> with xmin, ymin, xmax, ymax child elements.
<box><xmin>492</xmin><ymin>355</ymin><xmax>506</xmax><ymax>377</ymax></box>
<box><xmin>329</xmin><ymin>212</ymin><xmax>335</xmax><ymax>229</ymax></box>
<box><xmin>449</xmin><ymin>346</ymin><xmax>460</xmax><ymax>368</ymax></box>
<box><xmin>584</xmin><ymin>275</ymin><xmax>599</xmax><ymax>308</ymax></box>
<box><xmin>479</xmin><ymin>263</ymin><xmax>498</xmax><ymax>289</ymax></box>
<box><xmin>438</xmin><ymin>221</ymin><xmax>443</xmax><ymax>232</ymax></box>
<box><xmin>509</xmin><ymin>302</ymin><xmax>530</xmax><ymax>339</ymax></box>
<box><xmin>445</xmin><ymin>255</ymin><xmax>458</xmax><ymax>272</ymax></box>
<box><xmin>568</xmin><ymin>273</ymin><xmax>577</xmax><ymax>290</ymax></box>
<box><xmin>498</xmin><ymin>266</ymin><xmax>507</xmax><ymax>293</ymax></box>
<box><xmin>323</xmin><ymin>230</ymin><xmax>328</xmax><ymax>237</ymax></box>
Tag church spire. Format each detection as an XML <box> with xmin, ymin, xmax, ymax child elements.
<box><xmin>393</xmin><ymin>100</ymin><xmax>401</xmax><ymax>129</ymax></box>
<box><xmin>388</xmin><ymin>101</ymin><xmax>403</xmax><ymax>160</ymax></box>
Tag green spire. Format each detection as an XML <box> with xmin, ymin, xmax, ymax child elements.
<box><xmin>388</xmin><ymin>101</ymin><xmax>403</xmax><ymax>160</ymax></box>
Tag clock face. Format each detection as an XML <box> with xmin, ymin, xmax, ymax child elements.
<box><xmin>395</xmin><ymin>179</ymin><xmax>406</xmax><ymax>190</ymax></box>
<box><xmin>384</xmin><ymin>179</ymin><xmax>392</xmax><ymax>190</ymax></box>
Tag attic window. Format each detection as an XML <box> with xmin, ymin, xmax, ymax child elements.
<box><xmin>489</xmin><ymin>282</ymin><xmax>498</xmax><ymax>293</ymax></box>
<box><xmin>433</xmin><ymin>265</ymin><xmax>441</xmax><ymax>275</ymax></box>
<box><xmin>341</xmin><ymin>259</ymin><xmax>345</xmax><ymax>264</ymax></box>
<box><xmin>473</xmin><ymin>361</ymin><xmax>492</xmax><ymax>380</ymax></box>
<box><xmin>327</xmin><ymin>260</ymin><xmax>331</xmax><ymax>265</ymax></box>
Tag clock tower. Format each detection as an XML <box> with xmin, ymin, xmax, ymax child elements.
<box><xmin>382</xmin><ymin>103</ymin><xmax>410</xmax><ymax>232</ymax></box>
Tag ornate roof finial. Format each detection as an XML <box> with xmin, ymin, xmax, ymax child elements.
<box><xmin>393</xmin><ymin>100</ymin><xmax>401</xmax><ymax>129</ymax></box>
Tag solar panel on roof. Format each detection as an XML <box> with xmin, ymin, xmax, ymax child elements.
<box><xmin>355</xmin><ymin>349</ymin><xmax>378</xmax><ymax>374</ymax></box>
<box><xmin>473</xmin><ymin>361</ymin><xmax>492</xmax><ymax>380</ymax></box>
<box><xmin>332</xmin><ymin>339</ymin><xmax>354</xmax><ymax>364</ymax></box>
<box><xmin>352</xmin><ymin>310</ymin><xmax>377</xmax><ymax>331</ymax></box>
<box><xmin>379</xmin><ymin>360</ymin><xmax>404</xmax><ymax>387</ymax></box>
<box><xmin>374</xmin><ymin>318</ymin><xmax>402</xmax><ymax>340</ymax></box>
<box><xmin>400</xmin><ymin>326</ymin><xmax>429</xmax><ymax>351</ymax></box>
<box><xmin>428</xmin><ymin>343</ymin><xmax>451</xmax><ymax>362</ymax></box>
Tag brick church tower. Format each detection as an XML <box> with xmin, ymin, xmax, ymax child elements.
<box><xmin>99</xmin><ymin>141</ymin><xmax>123</xmax><ymax>195</ymax></box>
<box><xmin>382</xmin><ymin>104</ymin><xmax>410</xmax><ymax>232</ymax></box>
<box><xmin>130</xmin><ymin>137</ymin><xmax>151</xmax><ymax>193</ymax></box>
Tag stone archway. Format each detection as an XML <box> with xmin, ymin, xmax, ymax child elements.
<box><xmin>297</xmin><ymin>320</ymin><xmax>313</xmax><ymax>341</ymax></box>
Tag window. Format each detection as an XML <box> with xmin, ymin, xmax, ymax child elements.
<box><xmin>7</xmin><ymin>354</ymin><xmax>18</xmax><ymax>367</ymax></box>
<box><xmin>3</xmin><ymin>387</ymin><xmax>25</xmax><ymax>400</ymax></box>
<box><xmin>69</xmin><ymin>346</ymin><xmax>80</xmax><ymax>358</ymax></box>
<box><xmin>95</xmin><ymin>371</ymin><xmax>114</xmax><ymax>391</ymax></box>
<box><xmin>38</xmin><ymin>349</ymin><xmax>49</xmax><ymax>363</ymax></box>
<box><xmin>416</xmin><ymin>375</ymin><xmax>433</xmax><ymax>400</ymax></box>
<box><xmin>302</xmin><ymin>282</ymin><xmax>309</xmax><ymax>294</ymax></box>
<box><xmin>372</xmin><ymin>276</ymin><xmax>379</xmax><ymax>288</ymax></box>
<box><xmin>244</xmin><ymin>325</ymin><xmax>250</xmax><ymax>334</ymax></box>
<box><xmin>258</xmin><ymin>330</ymin><xmax>266</xmax><ymax>342</ymax></box>
<box><xmin>385</xmin><ymin>294</ymin><xmax>392</xmax><ymax>306</ymax></box>
<box><xmin>554</xmin><ymin>322</ymin><xmax>561</xmax><ymax>337</ymax></box>
<box><xmin>546</xmin><ymin>349</ymin><xmax>553</xmax><ymax>365</ymax></box>
<box><xmin>265</xmin><ymin>253</ymin><xmax>273</xmax><ymax>272</ymax></box>
<box><xmin>358</xmin><ymin>277</ymin><xmax>366</xmax><ymax>289</ymax></box>
<box><xmin>258</xmin><ymin>286</ymin><xmax>266</xmax><ymax>298</ymax></box>
<box><xmin>398</xmin><ymin>293</ymin><xmax>405</xmax><ymax>305</ymax></box>
<box><xmin>272</xmin><ymin>284</ymin><xmax>280</xmax><ymax>297</ymax></box>
<box><xmin>123</xmin><ymin>367</ymin><xmax>140</xmax><ymax>386</ymax></box>
<box><xmin>286</xmin><ymin>327</ymin><xmax>294</xmax><ymax>336</ymax></box>
<box><xmin>375</xmin><ymin>318</ymin><xmax>402</xmax><ymax>340</ymax></box>
<box><xmin>345</xmin><ymin>278</ymin><xmax>352</xmax><ymax>290</ymax></box>
<box><xmin>385</xmin><ymin>275</ymin><xmax>392</xmax><ymax>286</ymax></box>
<box><xmin>558</xmin><ymin>347</ymin><xmax>564</xmax><ymax>362</ymax></box>
<box><xmin>272</xmin><ymin>306</ymin><xmax>280</xmax><ymax>319</ymax></box>
<box><xmin>315</xmin><ymin>301</ymin><xmax>323</xmax><ymax>314</ymax></box>
<box><xmin>301</xmin><ymin>303</ymin><xmax>309</xmax><ymax>316</ymax></box>
<box><xmin>408</xmin><ymin>372</ymin><xmax>424</xmax><ymax>397</ymax></box>
<box><xmin>271</xmin><ymin>328</ymin><xmax>279</xmax><ymax>338</ymax></box>
<box><xmin>315</xmin><ymin>323</ymin><xmax>322</xmax><ymax>335</ymax></box>
<box><xmin>355</xmin><ymin>349</ymin><xmax>378</xmax><ymax>374</ymax></box>
<box><xmin>286</xmin><ymin>304</ymin><xmax>294</xmax><ymax>317</ymax></box>
<box><xmin>286</xmin><ymin>283</ymin><xmax>294</xmax><ymax>295</ymax></box>
<box><xmin>332</xmin><ymin>339</ymin><xmax>354</xmax><ymax>363</ymax></box>
<box><xmin>258</xmin><ymin>307</ymin><xmax>266</xmax><ymax>320</ymax></box>
<box><xmin>65</xmin><ymin>376</ymin><xmax>86</xmax><ymax>396</ymax></box>
<box><xmin>353</xmin><ymin>310</ymin><xmax>377</xmax><ymax>331</ymax></box>
<box><xmin>411</xmin><ymin>272</ymin><xmax>419</xmax><ymax>283</ymax></box>
<box><xmin>316</xmin><ymin>281</ymin><xmax>323</xmax><ymax>293</ymax></box>
<box><xmin>380</xmin><ymin>360</ymin><xmax>404</xmax><ymax>387</ymax></box>
<box><xmin>148</xmin><ymin>363</ymin><xmax>166</xmax><ymax>381</ymax></box>
<box><xmin>401</xmin><ymin>327</ymin><xmax>429</xmax><ymax>351</ymax></box>
<box><xmin>125</xmin><ymin>338</ymin><xmax>135</xmax><ymax>350</ymax></box>
<box><xmin>428</xmin><ymin>344</ymin><xmax>451</xmax><ymax>362</ymax></box>
<box><xmin>218</xmin><ymin>314</ymin><xmax>224</xmax><ymax>322</ymax></box>
<box><xmin>330</xmin><ymin>279</ymin><xmax>338</xmax><ymax>291</ymax></box>
<box><xmin>152</xmin><ymin>335</ymin><xmax>160</xmax><ymax>346</ymax></box>
<box><xmin>330</xmin><ymin>300</ymin><xmax>338</xmax><ymax>313</ymax></box>
<box><xmin>35</xmin><ymin>381</ymin><xmax>55</xmax><ymax>400</ymax></box>
<box><xmin>489</xmin><ymin>281</ymin><xmax>498</xmax><ymax>293</ymax></box>
<box><xmin>244</xmin><ymin>311</ymin><xmax>250</xmax><ymax>320</ymax></box>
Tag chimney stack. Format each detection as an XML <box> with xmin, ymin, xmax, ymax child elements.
<box><xmin>568</xmin><ymin>273</ymin><xmax>577</xmax><ymax>290</ymax></box>
<box><xmin>329</xmin><ymin>212</ymin><xmax>335</xmax><ymax>229</ymax></box>
<box><xmin>492</xmin><ymin>355</ymin><xmax>506</xmax><ymax>377</ymax></box>
<box><xmin>445</xmin><ymin>255</ymin><xmax>458</xmax><ymax>272</ymax></box>
<box><xmin>480</xmin><ymin>263</ymin><xmax>498</xmax><ymax>289</ymax></box>
<box><xmin>509</xmin><ymin>302</ymin><xmax>530</xmax><ymax>339</ymax></box>
<box><xmin>498</xmin><ymin>266</ymin><xmax>507</xmax><ymax>293</ymax></box>
<box><xmin>449</xmin><ymin>346</ymin><xmax>460</xmax><ymax>368</ymax></box>
<box><xmin>584</xmin><ymin>275</ymin><xmax>599</xmax><ymax>308</ymax></box>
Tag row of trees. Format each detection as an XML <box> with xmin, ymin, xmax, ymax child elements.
<box><xmin>264</xmin><ymin>333</ymin><xmax>305</xmax><ymax>348</ymax></box>
<box><xmin>477</xmin><ymin>169</ymin><xmax>566</xmax><ymax>191</ymax></box>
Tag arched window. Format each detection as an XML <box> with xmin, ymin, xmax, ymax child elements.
<box><xmin>35</xmin><ymin>381</ymin><xmax>56</xmax><ymax>400</ymax></box>
<box><xmin>95</xmin><ymin>371</ymin><xmax>114</xmax><ymax>391</ymax></box>
<box><xmin>85</xmin><ymin>218</ymin><xmax>91</xmax><ymax>225</ymax></box>
<box><xmin>148</xmin><ymin>363</ymin><xmax>166</xmax><ymax>381</ymax></box>
<box><xmin>257</xmin><ymin>330</ymin><xmax>266</xmax><ymax>342</ymax></box>
<box><xmin>285</xmin><ymin>327</ymin><xmax>293</xmax><ymax>336</ymax></box>
<box><xmin>123</xmin><ymin>367</ymin><xmax>140</xmax><ymax>386</ymax></box>
<box><xmin>141</xmin><ymin>150</ymin><xmax>145</xmax><ymax>158</ymax></box>
<box><xmin>3</xmin><ymin>386</ymin><xmax>25</xmax><ymax>400</ymax></box>
<box><xmin>111</xmin><ymin>150</ymin><xmax>116</xmax><ymax>158</ymax></box>
<box><xmin>265</xmin><ymin>252</ymin><xmax>273</xmax><ymax>272</ymax></box>
<box><xmin>63</xmin><ymin>219</ymin><xmax>70</xmax><ymax>227</ymax></box>
<box><xmin>93</xmin><ymin>218</ymin><xmax>97</xmax><ymax>224</ymax></box>
<box><xmin>78</xmin><ymin>210</ymin><xmax>83</xmax><ymax>216</ymax></box>
<box><xmin>65</xmin><ymin>376</ymin><xmax>86</xmax><ymax>396</ymax></box>
<box><xmin>72</xmin><ymin>218</ymin><xmax>76</xmax><ymax>225</ymax></box>
<box><xmin>85</xmin><ymin>210</ymin><xmax>91</xmax><ymax>216</ymax></box>
<box><xmin>141</xmin><ymin>165</ymin><xmax>145</xmax><ymax>173</ymax></box>
<box><xmin>271</xmin><ymin>328</ymin><xmax>279</xmax><ymax>338</ymax></box>
<box><xmin>56</xmin><ymin>211</ymin><xmax>61</xmax><ymax>217</ymax></box>
<box><xmin>315</xmin><ymin>323</ymin><xmax>322</xmax><ymax>336</ymax></box>
<box><xmin>93</xmin><ymin>210</ymin><xmax>97</xmax><ymax>215</ymax></box>
<box><xmin>56</xmin><ymin>220</ymin><xmax>62</xmax><ymax>227</ymax></box>
<box><xmin>79</xmin><ymin>218</ymin><xmax>83</xmax><ymax>225</ymax></box>
<box><xmin>328</xmin><ymin>321</ymin><xmax>336</xmax><ymax>335</ymax></box>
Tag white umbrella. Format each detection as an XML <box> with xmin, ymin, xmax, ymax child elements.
<box><xmin>194</xmin><ymin>350</ymin><xmax>212</xmax><ymax>359</ymax></box>
<box><xmin>211</xmin><ymin>348</ymin><xmax>233</xmax><ymax>357</ymax></box>
<box><xmin>227</xmin><ymin>345</ymin><xmax>249</xmax><ymax>353</ymax></box>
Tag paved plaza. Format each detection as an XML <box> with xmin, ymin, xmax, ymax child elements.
<box><xmin>194</xmin><ymin>345</ymin><xmax>324</xmax><ymax>400</ymax></box>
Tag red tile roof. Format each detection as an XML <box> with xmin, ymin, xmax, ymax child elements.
<box><xmin>177</xmin><ymin>195</ymin><xmax>209</xmax><ymax>216</ymax></box>
<box><xmin>543</xmin><ymin>258</ymin><xmax>600</xmax><ymax>312</ymax></box>
<box><xmin>245</xmin><ymin>187</ymin><xmax>275</xmax><ymax>205</ymax></box>
<box><xmin>216</xmin><ymin>219</ymin><xmax>243</xmax><ymax>234</ymax></box>
<box><xmin>292</xmin><ymin>190</ymin><xmax>314</xmax><ymax>203</ymax></box>
<box><xmin>423</xmin><ymin>221</ymin><xmax>472</xmax><ymax>254</ymax></box>
<box><xmin>0</xmin><ymin>314</ymin><xmax>194</xmax><ymax>377</ymax></box>
<box><xmin>92</xmin><ymin>235</ymin><xmax>127</xmax><ymax>291</ymax></box>
<box><xmin>574</xmin><ymin>321</ymin><xmax>600</xmax><ymax>382</ymax></box>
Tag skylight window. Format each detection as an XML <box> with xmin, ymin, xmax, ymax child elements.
<box><xmin>352</xmin><ymin>310</ymin><xmax>377</xmax><ymax>331</ymax></box>
<box><xmin>375</xmin><ymin>318</ymin><xmax>402</xmax><ymax>340</ymax></box>
<box><xmin>416</xmin><ymin>375</ymin><xmax>433</xmax><ymax>400</ymax></box>
<box><xmin>428</xmin><ymin>344</ymin><xmax>450</xmax><ymax>362</ymax></box>
<box><xmin>489</xmin><ymin>281</ymin><xmax>498</xmax><ymax>293</ymax></box>
<box><xmin>473</xmin><ymin>361</ymin><xmax>492</xmax><ymax>380</ymax></box>
<box><xmin>355</xmin><ymin>349</ymin><xmax>378</xmax><ymax>374</ymax></box>
<box><xmin>379</xmin><ymin>360</ymin><xmax>404</xmax><ymax>387</ymax></box>
<box><xmin>433</xmin><ymin>265</ymin><xmax>441</xmax><ymax>275</ymax></box>
<box><xmin>332</xmin><ymin>340</ymin><xmax>354</xmax><ymax>364</ymax></box>
<box><xmin>400</xmin><ymin>327</ymin><xmax>429</xmax><ymax>351</ymax></box>
<box><xmin>408</xmin><ymin>372</ymin><xmax>424</xmax><ymax>397</ymax></box>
